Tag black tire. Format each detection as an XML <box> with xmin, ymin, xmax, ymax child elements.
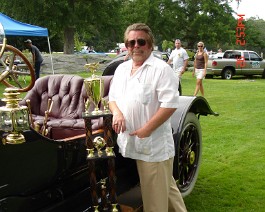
<box><xmin>222</xmin><ymin>68</ymin><xmax>233</xmax><ymax>80</ymax></box>
<box><xmin>102</xmin><ymin>60</ymin><xmax>124</xmax><ymax>76</ymax></box>
<box><xmin>205</xmin><ymin>74</ymin><xmax>213</xmax><ymax>79</ymax></box>
<box><xmin>173</xmin><ymin>112</ymin><xmax>202</xmax><ymax>197</ymax></box>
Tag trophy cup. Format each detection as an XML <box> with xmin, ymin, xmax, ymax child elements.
<box><xmin>84</xmin><ymin>62</ymin><xmax>104</xmax><ymax>115</ymax></box>
<box><xmin>84</xmin><ymin>77</ymin><xmax>104</xmax><ymax>115</ymax></box>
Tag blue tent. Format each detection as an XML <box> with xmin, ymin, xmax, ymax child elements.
<box><xmin>0</xmin><ymin>13</ymin><xmax>54</xmax><ymax>73</ymax></box>
<box><xmin>0</xmin><ymin>12</ymin><xmax>48</xmax><ymax>37</ymax></box>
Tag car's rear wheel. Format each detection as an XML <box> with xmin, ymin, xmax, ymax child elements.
<box><xmin>222</xmin><ymin>68</ymin><xmax>233</xmax><ymax>79</ymax></box>
<box><xmin>173</xmin><ymin>112</ymin><xmax>202</xmax><ymax>197</ymax></box>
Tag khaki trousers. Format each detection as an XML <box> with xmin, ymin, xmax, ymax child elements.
<box><xmin>136</xmin><ymin>158</ymin><xmax>187</xmax><ymax>212</ymax></box>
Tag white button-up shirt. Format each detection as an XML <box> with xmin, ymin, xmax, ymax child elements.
<box><xmin>109</xmin><ymin>53</ymin><xmax>179</xmax><ymax>162</ymax></box>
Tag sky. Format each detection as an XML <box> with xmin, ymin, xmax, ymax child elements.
<box><xmin>229</xmin><ymin>0</ymin><xmax>265</xmax><ymax>20</ymax></box>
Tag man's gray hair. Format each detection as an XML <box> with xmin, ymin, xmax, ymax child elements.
<box><xmin>124</xmin><ymin>23</ymin><xmax>155</xmax><ymax>50</ymax></box>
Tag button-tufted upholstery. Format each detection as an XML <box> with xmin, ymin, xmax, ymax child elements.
<box><xmin>20</xmin><ymin>74</ymin><xmax>113</xmax><ymax>140</ymax></box>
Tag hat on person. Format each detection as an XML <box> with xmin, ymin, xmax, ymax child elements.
<box><xmin>24</xmin><ymin>39</ymin><xmax>32</xmax><ymax>43</ymax></box>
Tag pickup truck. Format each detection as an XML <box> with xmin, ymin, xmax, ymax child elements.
<box><xmin>207</xmin><ymin>50</ymin><xmax>265</xmax><ymax>79</ymax></box>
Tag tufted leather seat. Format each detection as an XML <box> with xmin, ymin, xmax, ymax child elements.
<box><xmin>20</xmin><ymin>74</ymin><xmax>113</xmax><ymax>140</ymax></box>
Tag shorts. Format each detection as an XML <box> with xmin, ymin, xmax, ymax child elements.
<box><xmin>195</xmin><ymin>68</ymin><xmax>205</xmax><ymax>79</ymax></box>
<box><xmin>175</xmin><ymin>67</ymin><xmax>183</xmax><ymax>79</ymax></box>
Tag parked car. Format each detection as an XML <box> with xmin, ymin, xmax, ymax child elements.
<box><xmin>208</xmin><ymin>52</ymin><xmax>224</xmax><ymax>60</ymax></box>
<box><xmin>77</xmin><ymin>49</ymin><xmax>108</xmax><ymax>57</ymax></box>
<box><xmin>207</xmin><ymin>50</ymin><xmax>265</xmax><ymax>79</ymax></box>
<box><xmin>0</xmin><ymin>43</ymin><xmax>218</xmax><ymax>212</ymax></box>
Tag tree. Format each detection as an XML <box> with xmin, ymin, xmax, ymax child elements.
<box><xmin>245</xmin><ymin>18</ymin><xmax>265</xmax><ymax>54</ymax></box>
<box><xmin>1</xmin><ymin>0</ymin><xmax>263</xmax><ymax>54</ymax></box>
<box><xmin>0</xmin><ymin>0</ymin><xmax>124</xmax><ymax>54</ymax></box>
<box><xmin>119</xmin><ymin>0</ymin><xmax>237</xmax><ymax>51</ymax></box>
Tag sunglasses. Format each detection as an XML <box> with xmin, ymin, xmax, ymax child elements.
<box><xmin>126</xmin><ymin>39</ymin><xmax>147</xmax><ymax>48</ymax></box>
<box><xmin>198</xmin><ymin>46</ymin><xmax>203</xmax><ymax>47</ymax></box>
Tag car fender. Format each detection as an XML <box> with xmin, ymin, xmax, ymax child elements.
<box><xmin>171</xmin><ymin>96</ymin><xmax>218</xmax><ymax>142</ymax></box>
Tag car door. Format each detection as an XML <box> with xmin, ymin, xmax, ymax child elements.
<box><xmin>242</xmin><ymin>52</ymin><xmax>263</xmax><ymax>75</ymax></box>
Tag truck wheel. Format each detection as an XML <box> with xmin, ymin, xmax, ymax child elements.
<box><xmin>173</xmin><ymin>112</ymin><xmax>202</xmax><ymax>197</ymax></box>
<box><xmin>222</xmin><ymin>68</ymin><xmax>233</xmax><ymax>80</ymax></box>
<box><xmin>205</xmin><ymin>74</ymin><xmax>213</xmax><ymax>79</ymax></box>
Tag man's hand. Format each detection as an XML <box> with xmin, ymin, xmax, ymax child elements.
<box><xmin>109</xmin><ymin>101</ymin><xmax>126</xmax><ymax>134</ymax></box>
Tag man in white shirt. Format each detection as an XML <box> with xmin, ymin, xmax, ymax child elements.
<box><xmin>109</xmin><ymin>23</ymin><xmax>186</xmax><ymax>212</ymax></box>
<box><xmin>167</xmin><ymin>39</ymin><xmax>189</xmax><ymax>78</ymax></box>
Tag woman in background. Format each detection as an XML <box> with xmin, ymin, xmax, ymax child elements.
<box><xmin>192</xmin><ymin>41</ymin><xmax>208</xmax><ymax>96</ymax></box>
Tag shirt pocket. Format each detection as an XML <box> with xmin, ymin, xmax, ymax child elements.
<box><xmin>135</xmin><ymin>136</ymin><xmax>152</xmax><ymax>155</ymax></box>
<box><xmin>139</xmin><ymin>83</ymin><xmax>152</xmax><ymax>105</ymax></box>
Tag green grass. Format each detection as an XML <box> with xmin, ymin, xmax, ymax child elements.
<box><xmin>181</xmin><ymin>73</ymin><xmax>265</xmax><ymax>211</ymax></box>
<box><xmin>1</xmin><ymin>72</ymin><xmax>264</xmax><ymax>211</ymax></box>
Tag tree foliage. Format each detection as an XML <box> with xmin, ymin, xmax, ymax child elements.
<box><xmin>0</xmin><ymin>0</ymin><xmax>264</xmax><ymax>54</ymax></box>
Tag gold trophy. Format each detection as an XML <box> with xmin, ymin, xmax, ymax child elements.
<box><xmin>84</xmin><ymin>63</ymin><xmax>104</xmax><ymax>115</ymax></box>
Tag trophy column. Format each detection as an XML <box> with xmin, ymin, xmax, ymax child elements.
<box><xmin>83</xmin><ymin>112</ymin><xmax>119</xmax><ymax>212</ymax></box>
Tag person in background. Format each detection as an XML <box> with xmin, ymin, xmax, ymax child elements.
<box><xmin>192</xmin><ymin>41</ymin><xmax>208</xmax><ymax>96</ymax></box>
<box><xmin>167</xmin><ymin>39</ymin><xmax>189</xmax><ymax>78</ymax></box>
<box><xmin>108</xmin><ymin>23</ymin><xmax>187</xmax><ymax>212</ymax></box>
<box><xmin>167</xmin><ymin>39</ymin><xmax>189</xmax><ymax>95</ymax></box>
<box><xmin>24</xmin><ymin>39</ymin><xmax>43</xmax><ymax>79</ymax></box>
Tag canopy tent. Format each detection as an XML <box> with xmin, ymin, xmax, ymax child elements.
<box><xmin>0</xmin><ymin>12</ymin><xmax>54</xmax><ymax>73</ymax></box>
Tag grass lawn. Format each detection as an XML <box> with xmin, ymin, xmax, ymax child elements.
<box><xmin>0</xmin><ymin>71</ymin><xmax>264</xmax><ymax>211</ymax></box>
<box><xmin>181</xmin><ymin>73</ymin><xmax>265</xmax><ymax>211</ymax></box>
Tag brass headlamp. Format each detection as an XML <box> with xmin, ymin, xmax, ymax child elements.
<box><xmin>0</xmin><ymin>88</ymin><xmax>30</xmax><ymax>144</ymax></box>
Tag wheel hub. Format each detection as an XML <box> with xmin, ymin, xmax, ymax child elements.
<box><xmin>188</xmin><ymin>150</ymin><xmax>195</xmax><ymax>165</ymax></box>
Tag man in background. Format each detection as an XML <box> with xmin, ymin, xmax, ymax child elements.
<box><xmin>24</xmin><ymin>39</ymin><xmax>43</xmax><ymax>79</ymax></box>
<box><xmin>167</xmin><ymin>39</ymin><xmax>189</xmax><ymax>95</ymax></box>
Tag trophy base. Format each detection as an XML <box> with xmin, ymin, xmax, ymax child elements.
<box><xmin>91</xmin><ymin>110</ymin><xmax>103</xmax><ymax>115</ymax></box>
<box><xmin>5</xmin><ymin>133</ymin><xmax>26</xmax><ymax>144</ymax></box>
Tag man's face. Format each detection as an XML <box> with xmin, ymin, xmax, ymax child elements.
<box><xmin>175</xmin><ymin>41</ymin><xmax>181</xmax><ymax>49</ymax></box>
<box><xmin>126</xmin><ymin>30</ymin><xmax>152</xmax><ymax>64</ymax></box>
<box><xmin>25</xmin><ymin>43</ymin><xmax>31</xmax><ymax>49</ymax></box>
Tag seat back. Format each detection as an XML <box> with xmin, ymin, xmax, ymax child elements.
<box><xmin>21</xmin><ymin>75</ymin><xmax>85</xmax><ymax>119</ymax></box>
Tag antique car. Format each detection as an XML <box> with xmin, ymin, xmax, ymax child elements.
<box><xmin>0</xmin><ymin>32</ymin><xmax>218</xmax><ymax>211</ymax></box>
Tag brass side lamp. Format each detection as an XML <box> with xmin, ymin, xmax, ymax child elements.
<box><xmin>0</xmin><ymin>88</ymin><xmax>29</xmax><ymax>144</ymax></box>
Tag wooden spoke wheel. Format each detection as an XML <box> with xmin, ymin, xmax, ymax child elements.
<box><xmin>174</xmin><ymin>112</ymin><xmax>202</xmax><ymax>197</ymax></box>
<box><xmin>0</xmin><ymin>44</ymin><xmax>35</xmax><ymax>92</ymax></box>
